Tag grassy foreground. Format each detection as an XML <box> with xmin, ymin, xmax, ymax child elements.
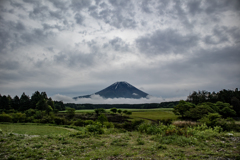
<box><xmin>0</xmin><ymin>123</ymin><xmax>240</xmax><ymax>159</ymax></box>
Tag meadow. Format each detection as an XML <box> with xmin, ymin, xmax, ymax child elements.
<box><xmin>1</xmin><ymin>108</ymin><xmax>240</xmax><ymax>159</ymax></box>
<box><xmin>1</xmin><ymin>122</ymin><xmax>240</xmax><ymax>159</ymax></box>
<box><xmin>60</xmin><ymin>108</ymin><xmax>173</xmax><ymax>113</ymax></box>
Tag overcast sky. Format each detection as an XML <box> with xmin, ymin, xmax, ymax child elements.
<box><xmin>0</xmin><ymin>0</ymin><xmax>240</xmax><ymax>104</ymax></box>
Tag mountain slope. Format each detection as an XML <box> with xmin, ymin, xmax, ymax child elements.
<box><xmin>73</xmin><ymin>81</ymin><xmax>149</xmax><ymax>99</ymax></box>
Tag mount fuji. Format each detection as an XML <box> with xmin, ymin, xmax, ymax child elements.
<box><xmin>73</xmin><ymin>81</ymin><xmax>149</xmax><ymax>99</ymax></box>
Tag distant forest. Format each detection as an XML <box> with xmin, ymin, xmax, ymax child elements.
<box><xmin>186</xmin><ymin>88</ymin><xmax>240</xmax><ymax>105</ymax></box>
<box><xmin>0</xmin><ymin>91</ymin><xmax>65</xmax><ymax>112</ymax></box>
<box><xmin>64</xmin><ymin>101</ymin><xmax>179</xmax><ymax>110</ymax></box>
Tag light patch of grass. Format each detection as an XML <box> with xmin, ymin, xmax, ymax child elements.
<box><xmin>60</xmin><ymin>108</ymin><xmax>173</xmax><ymax>113</ymax></box>
<box><xmin>129</xmin><ymin>111</ymin><xmax>178</xmax><ymax>121</ymax></box>
<box><xmin>0</xmin><ymin>123</ymin><xmax>72</xmax><ymax>135</ymax></box>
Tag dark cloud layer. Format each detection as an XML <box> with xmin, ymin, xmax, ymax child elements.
<box><xmin>0</xmin><ymin>0</ymin><xmax>239</xmax><ymax>103</ymax></box>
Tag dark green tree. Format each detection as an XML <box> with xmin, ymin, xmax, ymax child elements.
<box><xmin>231</xmin><ymin>97</ymin><xmax>240</xmax><ymax>116</ymax></box>
<box><xmin>110</xmin><ymin>108</ymin><xmax>117</xmax><ymax>114</ymax></box>
<box><xmin>30</xmin><ymin>91</ymin><xmax>42</xmax><ymax>109</ymax></box>
<box><xmin>12</xmin><ymin>95</ymin><xmax>20</xmax><ymax>110</ymax></box>
<box><xmin>66</xmin><ymin>107</ymin><xmax>75</xmax><ymax>119</ymax></box>
<box><xmin>36</xmin><ymin>98</ymin><xmax>48</xmax><ymax>111</ymax></box>
<box><xmin>97</xmin><ymin>114</ymin><xmax>108</xmax><ymax>126</ymax></box>
<box><xmin>173</xmin><ymin>100</ymin><xmax>195</xmax><ymax>118</ymax></box>
<box><xmin>19</xmin><ymin>93</ymin><xmax>30</xmax><ymax>111</ymax></box>
<box><xmin>0</xmin><ymin>95</ymin><xmax>10</xmax><ymax>110</ymax></box>
<box><xmin>94</xmin><ymin>108</ymin><xmax>106</xmax><ymax>116</ymax></box>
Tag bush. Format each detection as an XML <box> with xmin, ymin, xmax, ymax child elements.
<box><xmin>86</xmin><ymin>122</ymin><xmax>104</xmax><ymax>134</ymax></box>
<box><xmin>84</xmin><ymin>120</ymin><xmax>94</xmax><ymax>125</ymax></box>
<box><xmin>34</xmin><ymin>111</ymin><xmax>43</xmax><ymax>119</ymax></box>
<box><xmin>158</xmin><ymin>119</ymin><xmax>173</xmax><ymax>125</ymax></box>
<box><xmin>25</xmin><ymin>109</ymin><xmax>36</xmax><ymax>117</ymax></box>
<box><xmin>97</xmin><ymin>114</ymin><xmax>108</xmax><ymax>125</ymax></box>
<box><xmin>54</xmin><ymin>117</ymin><xmax>65</xmax><ymax>125</ymax></box>
<box><xmin>74</xmin><ymin>119</ymin><xmax>85</xmax><ymax>126</ymax></box>
<box><xmin>11</xmin><ymin>112</ymin><xmax>26</xmax><ymax>123</ymax></box>
<box><xmin>40</xmin><ymin>116</ymin><xmax>53</xmax><ymax>123</ymax></box>
<box><xmin>0</xmin><ymin>113</ymin><xmax>12</xmax><ymax>122</ymax></box>
<box><xmin>103</xmin><ymin>122</ymin><xmax>114</xmax><ymax>128</ymax></box>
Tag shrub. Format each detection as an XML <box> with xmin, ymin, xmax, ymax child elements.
<box><xmin>34</xmin><ymin>111</ymin><xmax>43</xmax><ymax>119</ymax></box>
<box><xmin>103</xmin><ymin>122</ymin><xmax>114</xmax><ymax>128</ymax></box>
<box><xmin>97</xmin><ymin>114</ymin><xmax>108</xmax><ymax>125</ymax></box>
<box><xmin>0</xmin><ymin>113</ymin><xmax>12</xmax><ymax>122</ymax></box>
<box><xmin>26</xmin><ymin>116</ymin><xmax>35</xmax><ymax>123</ymax></box>
<box><xmin>11</xmin><ymin>112</ymin><xmax>26</xmax><ymax>123</ymax></box>
<box><xmin>84</xmin><ymin>120</ymin><xmax>94</xmax><ymax>125</ymax></box>
<box><xmin>158</xmin><ymin>119</ymin><xmax>173</xmax><ymax>125</ymax></box>
<box><xmin>110</xmin><ymin>108</ymin><xmax>117</xmax><ymax>114</ymax></box>
<box><xmin>66</xmin><ymin>107</ymin><xmax>75</xmax><ymax>119</ymax></box>
<box><xmin>25</xmin><ymin>109</ymin><xmax>36</xmax><ymax>117</ymax></box>
<box><xmin>74</xmin><ymin>119</ymin><xmax>85</xmax><ymax>126</ymax></box>
<box><xmin>40</xmin><ymin>116</ymin><xmax>53</xmax><ymax>123</ymax></box>
<box><xmin>86</xmin><ymin>122</ymin><xmax>104</xmax><ymax>134</ymax></box>
<box><xmin>54</xmin><ymin>117</ymin><xmax>65</xmax><ymax>125</ymax></box>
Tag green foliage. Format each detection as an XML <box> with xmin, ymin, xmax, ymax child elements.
<box><xmin>54</xmin><ymin>117</ymin><xmax>65</xmax><ymax>125</ymax></box>
<box><xmin>173</xmin><ymin>100</ymin><xmax>195</xmax><ymax>118</ymax></box>
<box><xmin>103</xmin><ymin>122</ymin><xmax>114</xmax><ymax>128</ymax></box>
<box><xmin>66</xmin><ymin>107</ymin><xmax>75</xmax><ymax>119</ymax></box>
<box><xmin>123</xmin><ymin>110</ymin><xmax>128</xmax><ymax>114</ymax></box>
<box><xmin>185</xmin><ymin>104</ymin><xmax>215</xmax><ymax>120</ymax></box>
<box><xmin>126</xmin><ymin>111</ymin><xmax>132</xmax><ymax>115</ymax></box>
<box><xmin>198</xmin><ymin>113</ymin><xmax>239</xmax><ymax>131</ymax></box>
<box><xmin>136</xmin><ymin>137</ymin><xmax>145</xmax><ymax>145</ymax></box>
<box><xmin>97</xmin><ymin>114</ymin><xmax>108</xmax><ymax>125</ymax></box>
<box><xmin>117</xmin><ymin>109</ymin><xmax>122</xmax><ymax>114</ymax></box>
<box><xmin>11</xmin><ymin>112</ymin><xmax>26</xmax><ymax>123</ymax></box>
<box><xmin>73</xmin><ymin>119</ymin><xmax>85</xmax><ymax>126</ymax></box>
<box><xmin>33</xmin><ymin>110</ymin><xmax>43</xmax><ymax>119</ymax></box>
<box><xmin>0</xmin><ymin>113</ymin><xmax>12</xmax><ymax>122</ymax></box>
<box><xmin>231</xmin><ymin>97</ymin><xmax>240</xmax><ymax>116</ymax></box>
<box><xmin>158</xmin><ymin>119</ymin><xmax>173</xmax><ymax>125</ymax></box>
<box><xmin>94</xmin><ymin>108</ymin><xmax>106</xmax><ymax>116</ymax></box>
<box><xmin>198</xmin><ymin>113</ymin><xmax>222</xmax><ymax>128</ymax></box>
<box><xmin>110</xmin><ymin>108</ymin><xmax>117</xmax><ymax>113</ymax></box>
<box><xmin>24</xmin><ymin>109</ymin><xmax>36</xmax><ymax>117</ymax></box>
<box><xmin>86</xmin><ymin>122</ymin><xmax>104</xmax><ymax>134</ymax></box>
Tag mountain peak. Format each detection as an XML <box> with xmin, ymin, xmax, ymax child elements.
<box><xmin>73</xmin><ymin>81</ymin><xmax>149</xmax><ymax>99</ymax></box>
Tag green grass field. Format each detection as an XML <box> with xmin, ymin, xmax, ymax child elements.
<box><xmin>0</xmin><ymin>123</ymin><xmax>73</xmax><ymax>135</ymax></box>
<box><xmin>60</xmin><ymin>108</ymin><xmax>173</xmax><ymax>113</ymax></box>
<box><xmin>1</xmin><ymin>123</ymin><xmax>239</xmax><ymax>159</ymax></box>
<box><xmin>129</xmin><ymin>110</ymin><xmax>178</xmax><ymax>121</ymax></box>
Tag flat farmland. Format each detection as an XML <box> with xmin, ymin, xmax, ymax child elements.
<box><xmin>61</xmin><ymin>108</ymin><xmax>173</xmax><ymax>113</ymax></box>
<box><xmin>129</xmin><ymin>110</ymin><xmax>178</xmax><ymax>121</ymax></box>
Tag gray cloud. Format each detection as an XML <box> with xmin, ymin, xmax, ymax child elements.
<box><xmin>104</xmin><ymin>37</ymin><xmax>129</xmax><ymax>52</ymax></box>
<box><xmin>136</xmin><ymin>29</ymin><xmax>199</xmax><ymax>55</ymax></box>
<box><xmin>74</xmin><ymin>13</ymin><xmax>84</xmax><ymax>25</ymax></box>
<box><xmin>71</xmin><ymin>0</ymin><xmax>91</xmax><ymax>12</ymax></box>
<box><xmin>88</xmin><ymin>0</ymin><xmax>136</xmax><ymax>29</ymax></box>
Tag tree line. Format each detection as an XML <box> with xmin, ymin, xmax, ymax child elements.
<box><xmin>65</xmin><ymin>101</ymin><xmax>179</xmax><ymax>110</ymax></box>
<box><xmin>0</xmin><ymin>91</ymin><xmax>65</xmax><ymax>113</ymax></box>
